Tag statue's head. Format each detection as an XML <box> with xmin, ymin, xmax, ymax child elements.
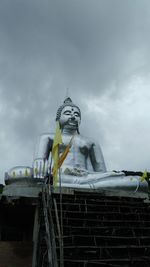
<box><xmin>56</xmin><ymin>97</ymin><xmax>81</xmax><ymax>133</ymax></box>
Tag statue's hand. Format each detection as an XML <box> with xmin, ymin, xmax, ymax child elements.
<box><xmin>33</xmin><ymin>158</ymin><xmax>50</xmax><ymax>178</ymax></box>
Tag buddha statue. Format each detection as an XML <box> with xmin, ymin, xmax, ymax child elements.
<box><xmin>4</xmin><ymin>97</ymin><xmax>148</xmax><ymax>197</ymax></box>
<box><xmin>32</xmin><ymin>97</ymin><xmax>147</xmax><ymax>194</ymax></box>
<box><xmin>33</xmin><ymin>98</ymin><xmax>106</xmax><ymax>178</ymax></box>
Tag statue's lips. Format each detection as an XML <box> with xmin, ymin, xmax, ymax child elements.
<box><xmin>67</xmin><ymin>120</ymin><xmax>78</xmax><ymax>126</ymax></box>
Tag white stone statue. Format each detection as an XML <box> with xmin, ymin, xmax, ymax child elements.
<box><xmin>4</xmin><ymin>97</ymin><xmax>148</xmax><ymax>197</ymax></box>
<box><xmin>34</xmin><ymin>98</ymin><xmax>106</xmax><ymax>176</ymax></box>
<box><xmin>32</xmin><ymin>97</ymin><xmax>147</xmax><ymax>194</ymax></box>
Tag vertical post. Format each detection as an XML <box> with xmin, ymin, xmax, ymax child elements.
<box><xmin>59</xmin><ymin>167</ymin><xmax>64</xmax><ymax>267</ymax></box>
<box><xmin>32</xmin><ymin>207</ymin><xmax>40</xmax><ymax>267</ymax></box>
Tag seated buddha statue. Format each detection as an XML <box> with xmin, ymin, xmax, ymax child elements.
<box><xmin>4</xmin><ymin>97</ymin><xmax>148</xmax><ymax>196</ymax></box>
<box><xmin>32</xmin><ymin>97</ymin><xmax>147</xmax><ymax>194</ymax></box>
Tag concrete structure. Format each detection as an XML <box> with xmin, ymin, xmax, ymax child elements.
<box><xmin>1</xmin><ymin>187</ymin><xmax>150</xmax><ymax>267</ymax></box>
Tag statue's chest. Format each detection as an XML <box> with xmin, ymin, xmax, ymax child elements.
<box><xmin>59</xmin><ymin>136</ymin><xmax>90</xmax><ymax>156</ymax></box>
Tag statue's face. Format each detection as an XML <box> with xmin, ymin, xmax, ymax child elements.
<box><xmin>59</xmin><ymin>105</ymin><xmax>81</xmax><ymax>131</ymax></box>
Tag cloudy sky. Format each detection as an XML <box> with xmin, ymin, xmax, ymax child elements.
<box><xmin>0</xmin><ymin>0</ymin><xmax>150</xmax><ymax>183</ymax></box>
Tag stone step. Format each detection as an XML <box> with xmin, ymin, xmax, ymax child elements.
<box><xmin>52</xmin><ymin>202</ymin><xmax>150</xmax><ymax>212</ymax></box>
<box><xmin>55</xmin><ymin>235</ymin><xmax>150</xmax><ymax>246</ymax></box>
<box><xmin>53</xmin><ymin>192</ymin><xmax>146</xmax><ymax>204</ymax></box>
<box><xmin>54</xmin><ymin>217</ymin><xmax>150</xmax><ymax>227</ymax></box>
<box><xmin>59</xmin><ymin>258</ymin><xmax>150</xmax><ymax>267</ymax></box>
<box><xmin>52</xmin><ymin>210</ymin><xmax>150</xmax><ymax>221</ymax></box>
<box><xmin>62</xmin><ymin>225</ymin><xmax>150</xmax><ymax>236</ymax></box>
<box><xmin>57</xmin><ymin>245</ymin><xmax>150</xmax><ymax>260</ymax></box>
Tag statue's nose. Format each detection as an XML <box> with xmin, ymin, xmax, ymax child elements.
<box><xmin>71</xmin><ymin>116</ymin><xmax>75</xmax><ymax>120</ymax></box>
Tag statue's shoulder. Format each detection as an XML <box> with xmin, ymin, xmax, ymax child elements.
<box><xmin>39</xmin><ymin>132</ymin><xmax>55</xmax><ymax>142</ymax></box>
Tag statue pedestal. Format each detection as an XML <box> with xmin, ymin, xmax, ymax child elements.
<box><xmin>2</xmin><ymin>178</ymin><xmax>44</xmax><ymax>198</ymax></box>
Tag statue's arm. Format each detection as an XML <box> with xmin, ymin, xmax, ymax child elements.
<box><xmin>33</xmin><ymin>135</ymin><xmax>53</xmax><ymax>177</ymax></box>
<box><xmin>36</xmin><ymin>135</ymin><xmax>53</xmax><ymax>160</ymax></box>
<box><xmin>89</xmin><ymin>143</ymin><xmax>107</xmax><ymax>172</ymax></box>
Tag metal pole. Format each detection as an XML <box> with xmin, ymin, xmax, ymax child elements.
<box><xmin>59</xmin><ymin>167</ymin><xmax>64</xmax><ymax>267</ymax></box>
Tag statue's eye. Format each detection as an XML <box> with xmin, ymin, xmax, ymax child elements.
<box><xmin>63</xmin><ymin>111</ymin><xmax>71</xmax><ymax>115</ymax></box>
<box><xmin>74</xmin><ymin>112</ymin><xmax>80</xmax><ymax>117</ymax></box>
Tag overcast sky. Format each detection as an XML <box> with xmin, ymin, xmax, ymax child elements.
<box><xmin>0</xmin><ymin>0</ymin><xmax>150</xmax><ymax>183</ymax></box>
